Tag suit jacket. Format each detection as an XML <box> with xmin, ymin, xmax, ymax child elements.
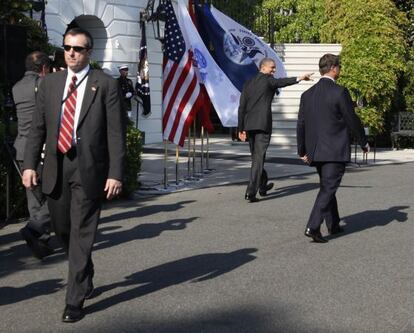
<box><xmin>23</xmin><ymin>69</ymin><xmax>126</xmax><ymax>199</ymax></box>
<box><xmin>296</xmin><ymin>77</ymin><xmax>367</xmax><ymax>163</ymax></box>
<box><xmin>12</xmin><ymin>71</ymin><xmax>40</xmax><ymax>160</ymax></box>
<box><xmin>238</xmin><ymin>72</ymin><xmax>298</xmax><ymax>133</ymax></box>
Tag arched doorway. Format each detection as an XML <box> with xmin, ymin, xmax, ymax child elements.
<box><xmin>66</xmin><ymin>15</ymin><xmax>109</xmax><ymax>65</ymax></box>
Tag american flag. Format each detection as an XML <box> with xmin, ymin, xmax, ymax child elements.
<box><xmin>162</xmin><ymin>0</ymin><xmax>201</xmax><ymax>146</ymax></box>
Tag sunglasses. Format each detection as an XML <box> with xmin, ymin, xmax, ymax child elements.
<box><xmin>63</xmin><ymin>45</ymin><xmax>90</xmax><ymax>53</ymax></box>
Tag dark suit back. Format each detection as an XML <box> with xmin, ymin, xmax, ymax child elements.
<box><xmin>24</xmin><ymin>69</ymin><xmax>126</xmax><ymax>199</ymax></box>
<box><xmin>12</xmin><ymin>71</ymin><xmax>40</xmax><ymax>160</ymax></box>
<box><xmin>296</xmin><ymin>78</ymin><xmax>367</xmax><ymax>162</ymax></box>
<box><xmin>238</xmin><ymin>73</ymin><xmax>297</xmax><ymax>133</ymax></box>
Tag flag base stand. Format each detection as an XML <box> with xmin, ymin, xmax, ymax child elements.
<box><xmin>192</xmin><ymin>173</ymin><xmax>205</xmax><ymax>179</ymax></box>
<box><xmin>184</xmin><ymin>175</ymin><xmax>201</xmax><ymax>182</ymax></box>
<box><xmin>202</xmin><ymin>168</ymin><xmax>215</xmax><ymax>174</ymax></box>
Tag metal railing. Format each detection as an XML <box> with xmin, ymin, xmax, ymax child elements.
<box><xmin>208</xmin><ymin>0</ymin><xmax>276</xmax><ymax>47</ymax></box>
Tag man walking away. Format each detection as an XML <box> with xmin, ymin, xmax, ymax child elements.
<box><xmin>13</xmin><ymin>51</ymin><xmax>53</xmax><ymax>259</ymax></box>
<box><xmin>297</xmin><ymin>53</ymin><xmax>369</xmax><ymax>243</ymax></box>
<box><xmin>238</xmin><ymin>57</ymin><xmax>313</xmax><ymax>202</ymax></box>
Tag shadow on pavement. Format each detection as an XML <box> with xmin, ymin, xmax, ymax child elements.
<box><xmin>85</xmin><ymin>248</ymin><xmax>258</xmax><ymax>315</ymax></box>
<box><xmin>94</xmin><ymin>217</ymin><xmax>198</xmax><ymax>251</ymax></box>
<box><xmin>88</xmin><ymin>305</ymin><xmax>332</xmax><ymax>333</ymax></box>
<box><xmin>331</xmin><ymin>205</ymin><xmax>410</xmax><ymax>239</ymax></box>
<box><xmin>0</xmin><ymin>278</ymin><xmax>64</xmax><ymax>306</ymax></box>
<box><xmin>100</xmin><ymin>200</ymin><xmax>196</xmax><ymax>224</ymax></box>
<box><xmin>259</xmin><ymin>183</ymin><xmax>319</xmax><ymax>201</ymax></box>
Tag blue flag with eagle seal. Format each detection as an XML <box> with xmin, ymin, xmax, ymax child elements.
<box><xmin>195</xmin><ymin>3</ymin><xmax>286</xmax><ymax>92</ymax></box>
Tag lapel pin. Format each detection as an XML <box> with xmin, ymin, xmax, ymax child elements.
<box><xmin>91</xmin><ymin>85</ymin><xmax>97</xmax><ymax>91</ymax></box>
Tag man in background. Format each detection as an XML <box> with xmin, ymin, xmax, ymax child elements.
<box><xmin>297</xmin><ymin>53</ymin><xmax>369</xmax><ymax>243</ymax></box>
<box><xmin>13</xmin><ymin>51</ymin><xmax>53</xmax><ymax>259</ymax></box>
<box><xmin>238</xmin><ymin>57</ymin><xmax>312</xmax><ymax>202</ymax></box>
<box><xmin>117</xmin><ymin>64</ymin><xmax>134</xmax><ymax>115</ymax></box>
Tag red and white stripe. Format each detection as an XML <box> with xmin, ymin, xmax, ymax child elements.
<box><xmin>162</xmin><ymin>50</ymin><xmax>201</xmax><ymax>147</ymax></box>
<box><xmin>58</xmin><ymin>77</ymin><xmax>77</xmax><ymax>153</ymax></box>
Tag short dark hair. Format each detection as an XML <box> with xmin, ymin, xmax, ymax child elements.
<box><xmin>25</xmin><ymin>51</ymin><xmax>51</xmax><ymax>73</ymax></box>
<box><xmin>259</xmin><ymin>57</ymin><xmax>275</xmax><ymax>69</ymax></box>
<box><xmin>319</xmin><ymin>54</ymin><xmax>340</xmax><ymax>75</ymax></box>
<box><xmin>63</xmin><ymin>27</ymin><xmax>94</xmax><ymax>49</ymax></box>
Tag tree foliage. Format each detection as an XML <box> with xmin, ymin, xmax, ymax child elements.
<box><xmin>394</xmin><ymin>0</ymin><xmax>414</xmax><ymax>112</ymax></box>
<box><xmin>0</xmin><ymin>0</ymin><xmax>31</xmax><ymax>24</ymax></box>
<box><xmin>403</xmin><ymin>46</ymin><xmax>414</xmax><ymax>112</ymax></box>
<box><xmin>320</xmin><ymin>0</ymin><xmax>408</xmax><ymax>132</ymax></box>
<box><xmin>261</xmin><ymin>0</ymin><xmax>326</xmax><ymax>43</ymax></box>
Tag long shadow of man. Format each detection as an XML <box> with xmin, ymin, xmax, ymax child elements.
<box><xmin>100</xmin><ymin>200</ymin><xmax>196</xmax><ymax>224</ymax></box>
<box><xmin>0</xmin><ymin>279</ymin><xmax>63</xmax><ymax>306</ymax></box>
<box><xmin>85</xmin><ymin>248</ymin><xmax>258</xmax><ymax>314</ymax></box>
<box><xmin>93</xmin><ymin>217</ymin><xmax>198</xmax><ymax>251</ymax></box>
<box><xmin>332</xmin><ymin>205</ymin><xmax>409</xmax><ymax>238</ymax></box>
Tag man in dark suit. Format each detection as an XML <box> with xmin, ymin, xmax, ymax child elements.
<box><xmin>297</xmin><ymin>53</ymin><xmax>369</xmax><ymax>243</ymax></box>
<box><xmin>238</xmin><ymin>58</ymin><xmax>312</xmax><ymax>202</ymax></box>
<box><xmin>13</xmin><ymin>51</ymin><xmax>53</xmax><ymax>259</ymax></box>
<box><xmin>22</xmin><ymin>28</ymin><xmax>126</xmax><ymax>322</ymax></box>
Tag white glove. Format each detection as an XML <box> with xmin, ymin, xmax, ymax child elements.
<box><xmin>363</xmin><ymin>143</ymin><xmax>370</xmax><ymax>153</ymax></box>
<box><xmin>125</xmin><ymin>92</ymin><xmax>132</xmax><ymax>98</ymax></box>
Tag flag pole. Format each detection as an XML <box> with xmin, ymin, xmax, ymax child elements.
<box><xmin>163</xmin><ymin>140</ymin><xmax>168</xmax><ymax>189</ymax></box>
<box><xmin>187</xmin><ymin>126</ymin><xmax>191</xmax><ymax>178</ymax></box>
<box><xmin>175</xmin><ymin>145</ymin><xmax>179</xmax><ymax>185</ymax></box>
<box><xmin>192</xmin><ymin>118</ymin><xmax>197</xmax><ymax>177</ymax></box>
<box><xmin>205</xmin><ymin>130</ymin><xmax>214</xmax><ymax>172</ymax></box>
<box><xmin>200</xmin><ymin>125</ymin><xmax>204</xmax><ymax>173</ymax></box>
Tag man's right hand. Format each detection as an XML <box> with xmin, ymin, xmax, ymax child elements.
<box><xmin>238</xmin><ymin>131</ymin><xmax>247</xmax><ymax>142</ymax></box>
<box><xmin>22</xmin><ymin>169</ymin><xmax>38</xmax><ymax>188</ymax></box>
<box><xmin>300</xmin><ymin>154</ymin><xmax>310</xmax><ymax>164</ymax></box>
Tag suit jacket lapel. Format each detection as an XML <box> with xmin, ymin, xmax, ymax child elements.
<box><xmin>77</xmin><ymin>69</ymin><xmax>98</xmax><ymax>128</ymax></box>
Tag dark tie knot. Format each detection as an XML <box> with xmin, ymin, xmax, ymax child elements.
<box><xmin>69</xmin><ymin>75</ymin><xmax>78</xmax><ymax>92</ymax></box>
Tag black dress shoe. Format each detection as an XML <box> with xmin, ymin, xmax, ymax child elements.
<box><xmin>62</xmin><ymin>305</ymin><xmax>84</xmax><ymax>323</ymax></box>
<box><xmin>20</xmin><ymin>226</ymin><xmax>53</xmax><ymax>259</ymax></box>
<box><xmin>328</xmin><ymin>226</ymin><xmax>344</xmax><ymax>235</ymax></box>
<box><xmin>245</xmin><ymin>194</ymin><xmax>259</xmax><ymax>202</ymax></box>
<box><xmin>259</xmin><ymin>182</ymin><xmax>274</xmax><ymax>196</ymax></box>
<box><xmin>304</xmin><ymin>228</ymin><xmax>328</xmax><ymax>243</ymax></box>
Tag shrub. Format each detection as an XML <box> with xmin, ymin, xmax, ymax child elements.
<box><xmin>122</xmin><ymin>122</ymin><xmax>143</xmax><ymax>198</ymax></box>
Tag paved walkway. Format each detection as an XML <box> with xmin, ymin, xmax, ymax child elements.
<box><xmin>138</xmin><ymin>136</ymin><xmax>414</xmax><ymax>194</ymax></box>
<box><xmin>1</xmin><ymin>137</ymin><xmax>414</xmax><ymax>333</ymax></box>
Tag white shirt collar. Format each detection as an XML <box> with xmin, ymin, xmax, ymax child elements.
<box><xmin>321</xmin><ymin>74</ymin><xmax>336</xmax><ymax>82</ymax></box>
<box><xmin>67</xmin><ymin>64</ymin><xmax>90</xmax><ymax>81</ymax></box>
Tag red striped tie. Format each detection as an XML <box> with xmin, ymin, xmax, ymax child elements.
<box><xmin>58</xmin><ymin>75</ymin><xmax>78</xmax><ymax>154</ymax></box>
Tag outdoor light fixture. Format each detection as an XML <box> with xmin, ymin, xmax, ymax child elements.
<box><xmin>142</xmin><ymin>0</ymin><xmax>166</xmax><ymax>43</ymax></box>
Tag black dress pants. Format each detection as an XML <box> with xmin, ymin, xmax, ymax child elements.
<box><xmin>246</xmin><ymin>130</ymin><xmax>271</xmax><ymax>196</ymax></box>
<box><xmin>307</xmin><ymin>162</ymin><xmax>346</xmax><ymax>231</ymax></box>
<box><xmin>18</xmin><ymin>161</ymin><xmax>51</xmax><ymax>240</ymax></box>
<box><xmin>47</xmin><ymin>149</ymin><xmax>101</xmax><ymax>307</ymax></box>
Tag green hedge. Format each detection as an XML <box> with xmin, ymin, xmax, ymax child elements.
<box><xmin>123</xmin><ymin>122</ymin><xmax>143</xmax><ymax>198</ymax></box>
